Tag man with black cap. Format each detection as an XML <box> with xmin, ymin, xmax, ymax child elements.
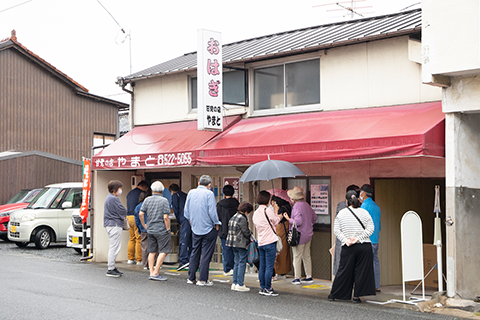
<box><xmin>359</xmin><ymin>184</ymin><xmax>381</xmax><ymax>292</ymax></box>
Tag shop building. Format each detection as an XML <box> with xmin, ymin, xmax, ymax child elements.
<box><xmin>92</xmin><ymin>9</ymin><xmax>445</xmax><ymax>285</ymax></box>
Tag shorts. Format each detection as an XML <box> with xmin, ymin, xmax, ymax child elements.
<box><xmin>147</xmin><ymin>232</ymin><xmax>172</xmax><ymax>254</ymax></box>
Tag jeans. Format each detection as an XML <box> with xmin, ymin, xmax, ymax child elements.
<box><xmin>178</xmin><ymin>222</ymin><xmax>192</xmax><ymax>265</ymax></box>
<box><xmin>220</xmin><ymin>237</ymin><xmax>234</xmax><ymax>272</ymax></box>
<box><xmin>106</xmin><ymin>226</ymin><xmax>123</xmax><ymax>270</ymax></box>
<box><xmin>372</xmin><ymin>243</ymin><xmax>380</xmax><ymax>289</ymax></box>
<box><xmin>232</xmin><ymin>247</ymin><xmax>248</xmax><ymax>286</ymax></box>
<box><xmin>188</xmin><ymin>228</ymin><xmax>218</xmax><ymax>282</ymax></box>
<box><xmin>258</xmin><ymin>242</ymin><xmax>276</xmax><ymax>290</ymax></box>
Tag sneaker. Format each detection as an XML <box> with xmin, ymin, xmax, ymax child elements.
<box><xmin>187</xmin><ymin>279</ymin><xmax>195</xmax><ymax>285</ymax></box>
<box><xmin>113</xmin><ymin>268</ymin><xmax>123</xmax><ymax>275</ymax></box>
<box><xmin>223</xmin><ymin>270</ymin><xmax>234</xmax><ymax>276</ymax></box>
<box><xmin>235</xmin><ymin>285</ymin><xmax>250</xmax><ymax>292</ymax></box>
<box><xmin>143</xmin><ymin>267</ymin><xmax>149</xmax><ymax>270</ymax></box>
<box><xmin>263</xmin><ymin>288</ymin><xmax>279</xmax><ymax>296</ymax></box>
<box><xmin>292</xmin><ymin>278</ymin><xmax>301</xmax><ymax>285</ymax></box>
<box><xmin>106</xmin><ymin>269</ymin><xmax>122</xmax><ymax>277</ymax></box>
<box><xmin>301</xmin><ymin>277</ymin><xmax>314</xmax><ymax>284</ymax></box>
<box><xmin>136</xmin><ymin>261</ymin><xmax>143</xmax><ymax>266</ymax></box>
<box><xmin>177</xmin><ymin>262</ymin><xmax>189</xmax><ymax>271</ymax></box>
<box><xmin>196</xmin><ymin>280</ymin><xmax>213</xmax><ymax>287</ymax></box>
<box><xmin>231</xmin><ymin>283</ymin><xmax>238</xmax><ymax>291</ymax></box>
<box><xmin>271</xmin><ymin>275</ymin><xmax>278</xmax><ymax>281</ymax></box>
<box><xmin>259</xmin><ymin>288</ymin><xmax>267</xmax><ymax>295</ymax></box>
<box><xmin>149</xmin><ymin>274</ymin><xmax>167</xmax><ymax>281</ymax></box>
<box><xmin>127</xmin><ymin>259</ymin><xmax>136</xmax><ymax>265</ymax></box>
<box><xmin>276</xmin><ymin>274</ymin><xmax>286</xmax><ymax>280</ymax></box>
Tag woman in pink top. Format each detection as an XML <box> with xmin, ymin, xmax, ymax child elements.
<box><xmin>252</xmin><ymin>190</ymin><xmax>281</xmax><ymax>296</ymax></box>
<box><xmin>284</xmin><ymin>186</ymin><xmax>317</xmax><ymax>285</ymax></box>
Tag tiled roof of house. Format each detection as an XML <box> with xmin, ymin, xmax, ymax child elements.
<box><xmin>0</xmin><ymin>30</ymin><xmax>90</xmax><ymax>92</ymax></box>
<box><xmin>123</xmin><ymin>8</ymin><xmax>421</xmax><ymax>82</ymax></box>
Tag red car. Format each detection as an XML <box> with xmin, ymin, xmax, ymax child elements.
<box><xmin>0</xmin><ymin>189</ymin><xmax>41</xmax><ymax>241</ymax></box>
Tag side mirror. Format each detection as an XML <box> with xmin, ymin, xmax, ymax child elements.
<box><xmin>62</xmin><ymin>201</ymin><xmax>72</xmax><ymax>209</ymax></box>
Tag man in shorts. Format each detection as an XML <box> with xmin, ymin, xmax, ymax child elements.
<box><xmin>139</xmin><ymin>181</ymin><xmax>171</xmax><ymax>281</ymax></box>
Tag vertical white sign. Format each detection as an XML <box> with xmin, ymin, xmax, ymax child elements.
<box><xmin>197</xmin><ymin>29</ymin><xmax>223</xmax><ymax>131</ymax></box>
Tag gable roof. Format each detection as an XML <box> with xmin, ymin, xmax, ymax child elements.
<box><xmin>123</xmin><ymin>8</ymin><xmax>421</xmax><ymax>82</ymax></box>
<box><xmin>0</xmin><ymin>31</ymin><xmax>128</xmax><ymax>108</ymax></box>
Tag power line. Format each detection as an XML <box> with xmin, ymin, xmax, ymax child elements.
<box><xmin>0</xmin><ymin>0</ymin><xmax>33</xmax><ymax>14</ymax></box>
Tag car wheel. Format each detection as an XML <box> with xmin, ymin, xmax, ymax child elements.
<box><xmin>74</xmin><ymin>248</ymin><xmax>82</xmax><ymax>254</ymax></box>
<box><xmin>14</xmin><ymin>242</ymin><xmax>29</xmax><ymax>248</ymax></box>
<box><xmin>0</xmin><ymin>234</ymin><xmax>9</xmax><ymax>241</ymax></box>
<box><xmin>34</xmin><ymin>229</ymin><xmax>51</xmax><ymax>249</ymax></box>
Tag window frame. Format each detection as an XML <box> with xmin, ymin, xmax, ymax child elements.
<box><xmin>249</xmin><ymin>53</ymin><xmax>323</xmax><ymax>117</ymax></box>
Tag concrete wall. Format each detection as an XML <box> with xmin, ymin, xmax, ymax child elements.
<box><xmin>445</xmin><ymin>112</ymin><xmax>480</xmax><ymax>298</ymax></box>
<box><xmin>321</xmin><ymin>36</ymin><xmax>440</xmax><ymax>111</ymax></box>
<box><xmin>422</xmin><ymin>0</ymin><xmax>480</xmax><ymax>81</ymax></box>
<box><xmin>132</xmin><ymin>36</ymin><xmax>441</xmax><ymax>126</ymax></box>
<box><xmin>92</xmin><ymin>170</ymin><xmax>135</xmax><ymax>263</ymax></box>
<box><xmin>443</xmin><ymin>76</ymin><xmax>480</xmax><ymax>113</ymax></box>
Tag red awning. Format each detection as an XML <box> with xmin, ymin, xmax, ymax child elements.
<box><xmin>92</xmin><ymin>116</ymin><xmax>241</xmax><ymax>170</ymax></box>
<box><xmin>197</xmin><ymin>102</ymin><xmax>445</xmax><ymax>165</ymax></box>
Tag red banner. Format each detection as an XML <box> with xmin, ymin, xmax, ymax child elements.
<box><xmin>79</xmin><ymin>158</ymin><xmax>91</xmax><ymax>223</ymax></box>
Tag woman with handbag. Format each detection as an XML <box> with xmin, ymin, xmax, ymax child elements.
<box><xmin>271</xmin><ymin>195</ymin><xmax>292</xmax><ymax>280</ymax></box>
<box><xmin>328</xmin><ymin>190</ymin><xmax>375</xmax><ymax>303</ymax></box>
<box><xmin>226</xmin><ymin>202</ymin><xmax>254</xmax><ymax>292</ymax></box>
<box><xmin>252</xmin><ymin>190</ymin><xmax>281</xmax><ymax>296</ymax></box>
<box><xmin>284</xmin><ymin>186</ymin><xmax>317</xmax><ymax>285</ymax></box>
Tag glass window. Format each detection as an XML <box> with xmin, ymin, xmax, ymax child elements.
<box><xmin>28</xmin><ymin>188</ymin><xmax>62</xmax><ymax>209</ymax></box>
<box><xmin>190</xmin><ymin>77</ymin><xmax>198</xmax><ymax>110</ymax></box>
<box><xmin>6</xmin><ymin>190</ymin><xmax>30</xmax><ymax>204</ymax></box>
<box><xmin>93</xmin><ymin>133</ymin><xmax>115</xmax><ymax>155</ymax></box>
<box><xmin>62</xmin><ymin>188</ymin><xmax>83</xmax><ymax>209</ymax></box>
<box><xmin>50</xmin><ymin>189</ymin><xmax>67</xmax><ymax>209</ymax></box>
<box><xmin>254</xmin><ymin>59</ymin><xmax>320</xmax><ymax>110</ymax></box>
<box><xmin>190</xmin><ymin>70</ymin><xmax>247</xmax><ymax>110</ymax></box>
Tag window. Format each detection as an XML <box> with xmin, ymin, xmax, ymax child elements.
<box><xmin>190</xmin><ymin>70</ymin><xmax>247</xmax><ymax>110</ymax></box>
<box><xmin>254</xmin><ymin>59</ymin><xmax>320</xmax><ymax>110</ymax></box>
<box><xmin>93</xmin><ymin>133</ymin><xmax>115</xmax><ymax>155</ymax></box>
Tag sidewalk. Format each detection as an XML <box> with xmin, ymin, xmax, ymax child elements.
<box><xmin>116</xmin><ymin>261</ymin><xmax>480</xmax><ymax>319</ymax></box>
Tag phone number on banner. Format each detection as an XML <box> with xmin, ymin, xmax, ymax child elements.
<box><xmin>94</xmin><ymin>152</ymin><xmax>193</xmax><ymax>169</ymax></box>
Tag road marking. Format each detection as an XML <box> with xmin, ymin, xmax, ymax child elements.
<box><xmin>302</xmin><ymin>284</ymin><xmax>330</xmax><ymax>290</ymax></box>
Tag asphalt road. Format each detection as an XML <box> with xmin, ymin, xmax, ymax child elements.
<box><xmin>0</xmin><ymin>240</ymin><xmax>459</xmax><ymax>320</ymax></box>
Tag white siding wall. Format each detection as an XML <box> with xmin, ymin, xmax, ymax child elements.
<box><xmin>132</xmin><ymin>36</ymin><xmax>441</xmax><ymax>126</ymax></box>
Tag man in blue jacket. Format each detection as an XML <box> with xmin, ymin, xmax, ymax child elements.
<box><xmin>360</xmin><ymin>184</ymin><xmax>381</xmax><ymax>292</ymax></box>
<box><xmin>169</xmin><ymin>184</ymin><xmax>190</xmax><ymax>271</ymax></box>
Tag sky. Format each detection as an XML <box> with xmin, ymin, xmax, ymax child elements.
<box><xmin>0</xmin><ymin>0</ymin><xmax>420</xmax><ymax>104</ymax></box>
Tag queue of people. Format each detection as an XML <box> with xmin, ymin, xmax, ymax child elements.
<box><xmin>103</xmin><ymin>176</ymin><xmax>381</xmax><ymax>302</ymax></box>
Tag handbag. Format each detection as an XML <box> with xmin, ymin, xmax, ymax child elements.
<box><xmin>123</xmin><ymin>216</ymin><xmax>130</xmax><ymax>230</ymax></box>
<box><xmin>247</xmin><ymin>237</ymin><xmax>259</xmax><ymax>266</ymax></box>
<box><xmin>287</xmin><ymin>220</ymin><xmax>301</xmax><ymax>247</ymax></box>
<box><xmin>264</xmin><ymin>209</ymin><xmax>283</xmax><ymax>253</ymax></box>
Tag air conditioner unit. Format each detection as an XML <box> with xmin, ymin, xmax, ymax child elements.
<box><xmin>131</xmin><ymin>175</ymin><xmax>143</xmax><ymax>190</ymax></box>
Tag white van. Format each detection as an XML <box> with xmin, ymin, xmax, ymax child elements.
<box><xmin>66</xmin><ymin>209</ymin><xmax>91</xmax><ymax>254</ymax></box>
<box><xmin>8</xmin><ymin>182</ymin><xmax>82</xmax><ymax>249</ymax></box>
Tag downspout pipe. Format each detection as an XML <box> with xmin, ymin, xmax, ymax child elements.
<box><xmin>116</xmin><ymin>76</ymin><xmax>134</xmax><ymax>131</ymax></box>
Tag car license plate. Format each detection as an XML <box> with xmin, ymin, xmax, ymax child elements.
<box><xmin>72</xmin><ymin>236</ymin><xmax>79</xmax><ymax>244</ymax></box>
<box><xmin>11</xmin><ymin>225</ymin><xmax>16</xmax><ymax>233</ymax></box>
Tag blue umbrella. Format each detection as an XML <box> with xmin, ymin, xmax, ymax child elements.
<box><xmin>239</xmin><ymin>157</ymin><xmax>306</xmax><ymax>183</ymax></box>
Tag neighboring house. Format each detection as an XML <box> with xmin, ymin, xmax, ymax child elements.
<box><xmin>92</xmin><ymin>9</ymin><xmax>445</xmax><ymax>286</ymax></box>
<box><xmin>0</xmin><ymin>30</ymin><xmax>128</xmax><ymax>204</ymax></box>
<box><xmin>422</xmin><ymin>0</ymin><xmax>480</xmax><ymax>299</ymax></box>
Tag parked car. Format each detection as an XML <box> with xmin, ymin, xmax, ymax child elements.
<box><xmin>0</xmin><ymin>189</ymin><xmax>42</xmax><ymax>241</ymax></box>
<box><xmin>66</xmin><ymin>209</ymin><xmax>91</xmax><ymax>254</ymax></box>
<box><xmin>8</xmin><ymin>183</ymin><xmax>82</xmax><ymax>249</ymax></box>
